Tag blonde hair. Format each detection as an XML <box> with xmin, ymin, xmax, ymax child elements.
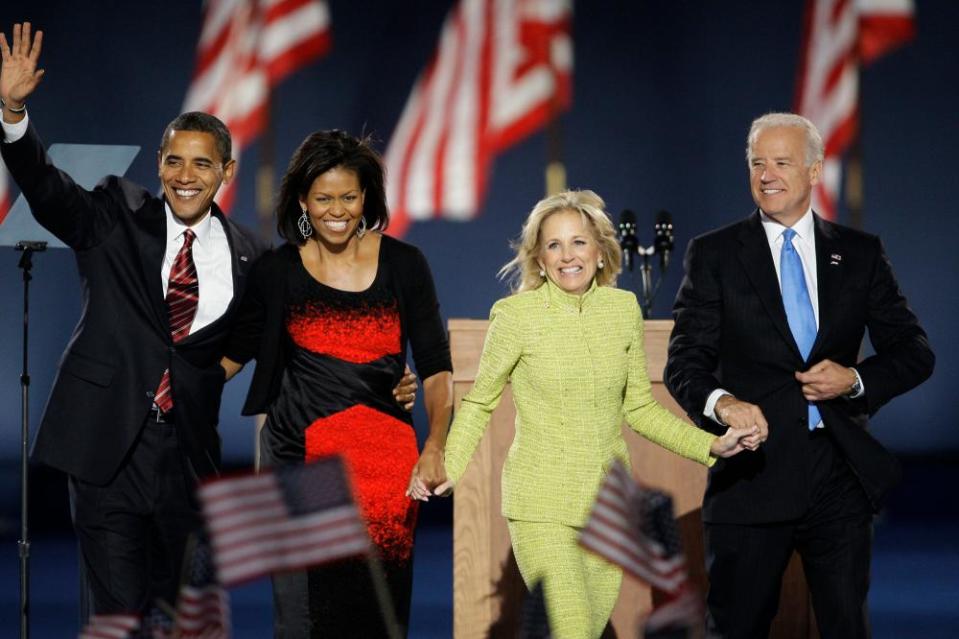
<box><xmin>499</xmin><ymin>189</ymin><xmax>622</xmax><ymax>293</ymax></box>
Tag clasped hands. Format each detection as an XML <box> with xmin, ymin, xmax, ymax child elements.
<box><xmin>714</xmin><ymin>359</ymin><xmax>858</xmax><ymax>453</ymax></box>
<box><xmin>405</xmin><ymin>440</ymin><xmax>448</xmax><ymax>502</ymax></box>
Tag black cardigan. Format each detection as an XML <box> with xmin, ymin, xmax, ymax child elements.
<box><xmin>225</xmin><ymin>234</ymin><xmax>452</xmax><ymax>415</ymax></box>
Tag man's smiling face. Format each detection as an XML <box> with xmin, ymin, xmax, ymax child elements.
<box><xmin>158</xmin><ymin>130</ymin><xmax>235</xmax><ymax>226</ymax></box>
<box><xmin>748</xmin><ymin>125</ymin><xmax>821</xmax><ymax>227</ymax></box>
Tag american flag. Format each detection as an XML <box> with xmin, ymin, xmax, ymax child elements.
<box><xmin>77</xmin><ymin>613</ymin><xmax>140</xmax><ymax>639</ymax></box>
<box><xmin>795</xmin><ymin>0</ymin><xmax>915</xmax><ymax>219</ymax></box>
<box><xmin>384</xmin><ymin>0</ymin><xmax>572</xmax><ymax>237</ymax></box>
<box><xmin>174</xmin><ymin>536</ymin><xmax>231</xmax><ymax>638</ymax></box>
<box><xmin>643</xmin><ymin>586</ymin><xmax>703</xmax><ymax>639</ymax></box>
<box><xmin>0</xmin><ymin>157</ymin><xmax>10</xmax><ymax>225</ymax></box>
<box><xmin>142</xmin><ymin>606</ymin><xmax>175</xmax><ymax>639</ymax></box>
<box><xmin>579</xmin><ymin>460</ymin><xmax>688</xmax><ymax>594</ymax></box>
<box><xmin>182</xmin><ymin>0</ymin><xmax>331</xmax><ymax>213</ymax></box>
<box><xmin>198</xmin><ymin>455</ymin><xmax>370</xmax><ymax>587</ymax></box>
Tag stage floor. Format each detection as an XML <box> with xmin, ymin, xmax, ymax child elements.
<box><xmin>1</xmin><ymin>520</ymin><xmax>957</xmax><ymax>637</ymax></box>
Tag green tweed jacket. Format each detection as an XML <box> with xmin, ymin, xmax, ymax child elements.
<box><xmin>444</xmin><ymin>279</ymin><xmax>717</xmax><ymax>526</ymax></box>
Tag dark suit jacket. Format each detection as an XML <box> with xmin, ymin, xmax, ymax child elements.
<box><xmin>665</xmin><ymin>211</ymin><xmax>934</xmax><ymax>524</ymax></box>
<box><xmin>1</xmin><ymin>123</ymin><xmax>269</xmax><ymax>485</ymax></box>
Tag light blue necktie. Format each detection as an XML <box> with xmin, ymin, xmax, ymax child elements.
<box><xmin>781</xmin><ymin>228</ymin><xmax>821</xmax><ymax>430</ymax></box>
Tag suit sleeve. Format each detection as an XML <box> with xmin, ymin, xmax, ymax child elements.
<box><xmin>623</xmin><ymin>297</ymin><xmax>716</xmax><ymax>466</ymax></box>
<box><xmin>1</xmin><ymin>121</ymin><xmax>121</xmax><ymax>250</ymax></box>
<box><xmin>665</xmin><ymin>237</ymin><xmax>725</xmax><ymax>430</ymax></box>
<box><xmin>855</xmin><ymin>237</ymin><xmax>934</xmax><ymax>415</ymax></box>
<box><xmin>444</xmin><ymin>299</ymin><xmax>523</xmax><ymax>484</ymax></box>
<box><xmin>223</xmin><ymin>252</ymin><xmax>271</xmax><ymax>365</ymax></box>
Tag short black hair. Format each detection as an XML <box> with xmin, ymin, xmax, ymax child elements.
<box><xmin>277</xmin><ymin>130</ymin><xmax>389</xmax><ymax>245</ymax></box>
<box><xmin>160</xmin><ymin>112</ymin><xmax>233</xmax><ymax>164</ymax></box>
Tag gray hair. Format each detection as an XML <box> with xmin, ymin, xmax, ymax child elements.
<box><xmin>746</xmin><ymin>112</ymin><xmax>824</xmax><ymax>166</ymax></box>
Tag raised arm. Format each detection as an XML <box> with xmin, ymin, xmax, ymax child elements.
<box><xmin>0</xmin><ymin>22</ymin><xmax>44</xmax><ymax>124</ymax></box>
<box><xmin>1</xmin><ymin>23</ymin><xmax>127</xmax><ymax>249</ymax></box>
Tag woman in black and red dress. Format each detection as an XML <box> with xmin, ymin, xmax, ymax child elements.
<box><xmin>221</xmin><ymin>130</ymin><xmax>452</xmax><ymax>638</ymax></box>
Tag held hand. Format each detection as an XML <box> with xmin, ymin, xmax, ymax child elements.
<box><xmin>405</xmin><ymin>440</ymin><xmax>445</xmax><ymax>502</ymax></box>
<box><xmin>0</xmin><ymin>23</ymin><xmax>45</xmax><ymax>107</ymax></box>
<box><xmin>433</xmin><ymin>479</ymin><xmax>454</xmax><ymax>497</ymax></box>
<box><xmin>393</xmin><ymin>365</ymin><xmax>418</xmax><ymax>412</ymax></box>
<box><xmin>795</xmin><ymin>359</ymin><xmax>857</xmax><ymax>401</ymax></box>
<box><xmin>715</xmin><ymin>395</ymin><xmax>769</xmax><ymax>443</ymax></box>
<box><xmin>711</xmin><ymin>425</ymin><xmax>761</xmax><ymax>457</ymax></box>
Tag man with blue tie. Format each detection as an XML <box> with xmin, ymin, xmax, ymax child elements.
<box><xmin>665</xmin><ymin>113</ymin><xmax>934</xmax><ymax>638</ymax></box>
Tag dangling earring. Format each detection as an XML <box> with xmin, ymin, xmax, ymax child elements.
<box><xmin>597</xmin><ymin>259</ymin><xmax>605</xmax><ymax>270</ymax></box>
<box><xmin>356</xmin><ymin>216</ymin><xmax>368</xmax><ymax>239</ymax></box>
<box><xmin>297</xmin><ymin>209</ymin><xmax>313</xmax><ymax>239</ymax></box>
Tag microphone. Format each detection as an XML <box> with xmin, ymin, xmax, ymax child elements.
<box><xmin>653</xmin><ymin>210</ymin><xmax>674</xmax><ymax>271</ymax></box>
<box><xmin>618</xmin><ymin>209</ymin><xmax>638</xmax><ymax>272</ymax></box>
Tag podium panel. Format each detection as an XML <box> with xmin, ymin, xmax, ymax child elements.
<box><xmin>449</xmin><ymin>318</ymin><xmax>818</xmax><ymax>638</ymax></box>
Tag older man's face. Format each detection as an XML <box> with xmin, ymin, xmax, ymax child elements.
<box><xmin>748</xmin><ymin>126</ymin><xmax>821</xmax><ymax>227</ymax></box>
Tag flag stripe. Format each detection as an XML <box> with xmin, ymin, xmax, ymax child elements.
<box><xmin>795</xmin><ymin>0</ymin><xmax>914</xmax><ymax>219</ymax></box>
<box><xmin>385</xmin><ymin>0</ymin><xmax>572</xmax><ymax>237</ymax></box>
<box><xmin>199</xmin><ymin>457</ymin><xmax>370</xmax><ymax>588</ymax></box>
<box><xmin>579</xmin><ymin>460</ymin><xmax>690</xmax><ymax>594</ymax></box>
<box><xmin>0</xmin><ymin>156</ymin><xmax>10</xmax><ymax>225</ymax></box>
<box><xmin>182</xmin><ymin>0</ymin><xmax>331</xmax><ymax>214</ymax></box>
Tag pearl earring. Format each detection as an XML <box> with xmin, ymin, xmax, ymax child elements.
<box><xmin>539</xmin><ymin>268</ymin><xmax>546</xmax><ymax>277</ymax></box>
<box><xmin>598</xmin><ymin>259</ymin><xmax>605</xmax><ymax>269</ymax></box>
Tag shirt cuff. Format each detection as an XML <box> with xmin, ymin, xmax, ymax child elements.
<box><xmin>704</xmin><ymin>388</ymin><xmax>732</xmax><ymax>425</ymax></box>
<box><xmin>1</xmin><ymin>111</ymin><xmax>28</xmax><ymax>143</ymax></box>
<box><xmin>849</xmin><ymin>367</ymin><xmax>865</xmax><ymax>398</ymax></box>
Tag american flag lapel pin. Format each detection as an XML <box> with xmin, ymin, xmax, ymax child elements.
<box><xmin>830</xmin><ymin>253</ymin><xmax>842</xmax><ymax>266</ymax></box>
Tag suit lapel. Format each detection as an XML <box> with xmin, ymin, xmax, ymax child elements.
<box><xmin>135</xmin><ymin>198</ymin><xmax>171</xmax><ymax>337</ymax></box>
<box><xmin>810</xmin><ymin>214</ymin><xmax>843</xmax><ymax>360</ymax></box>
<box><xmin>182</xmin><ymin>206</ymin><xmax>253</xmax><ymax>342</ymax></box>
<box><xmin>737</xmin><ymin>211</ymin><xmax>802</xmax><ymax>359</ymax></box>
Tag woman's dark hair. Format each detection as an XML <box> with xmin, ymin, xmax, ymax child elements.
<box><xmin>276</xmin><ymin>130</ymin><xmax>389</xmax><ymax>244</ymax></box>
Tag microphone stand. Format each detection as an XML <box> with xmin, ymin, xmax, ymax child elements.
<box><xmin>637</xmin><ymin>245</ymin><xmax>656</xmax><ymax>318</ymax></box>
<box><xmin>15</xmin><ymin>240</ymin><xmax>46</xmax><ymax>639</ymax></box>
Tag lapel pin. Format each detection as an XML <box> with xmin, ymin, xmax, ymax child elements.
<box><xmin>830</xmin><ymin>253</ymin><xmax>842</xmax><ymax>266</ymax></box>
<box><xmin>240</xmin><ymin>255</ymin><xmax>248</xmax><ymax>262</ymax></box>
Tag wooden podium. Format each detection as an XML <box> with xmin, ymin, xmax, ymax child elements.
<box><xmin>448</xmin><ymin>318</ymin><xmax>818</xmax><ymax>638</ymax></box>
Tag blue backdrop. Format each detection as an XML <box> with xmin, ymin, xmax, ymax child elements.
<box><xmin>0</xmin><ymin>0</ymin><xmax>955</xmax><ymax>472</ymax></box>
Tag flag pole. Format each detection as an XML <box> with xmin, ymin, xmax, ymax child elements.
<box><xmin>545</xmin><ymin>61</ymin><xmax>566</xmax><ymax>196</ymax></box>
<box><xmin>364</xmin><ymin>552</ymin><xmax>403</xmax><ymax>639</ymax></box>
<box><xmin>845</xmin><ymin>110</ymin><xmax>864</xmax><ymax>231</ymax></box>
<box><xmin>256</xmin><ymin>94</ymin><xmax>276</xmax><ymax>242</ymax></box>
<box><xmin>253</xmin><ymin>94</ymin><xmax>276</xmax><ymax>470</ymax></box>
<box><xmin>545</xmin><ymin>117</ymin><xmax>566</xmax><ymax>196</ymax></box>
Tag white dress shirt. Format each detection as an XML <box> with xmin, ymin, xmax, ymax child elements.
<box><xmin>704</xmin><ymin>209</ymin><xmax>862</xmax><ymax>429</ymax></box>
<box><xmin>163</xmin><ymin>205</ymin><xmax>233</xmax><ymax>333</ymax></box>
<box><xmin>2</xmin><ymin>112</ymin><xmax>234</xmax><ymax>333</ymax></box>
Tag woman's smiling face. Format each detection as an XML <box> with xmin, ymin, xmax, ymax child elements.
<box><xmin>537</xmin><ymin>209</ymin><xmax>600</xmax><ymax>296</ymax></box>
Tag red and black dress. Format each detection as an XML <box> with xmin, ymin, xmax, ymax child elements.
<box><xmin>227</xmin><ymin>236</ymin><xmax>451</xmax><ymax>638</ymax></box>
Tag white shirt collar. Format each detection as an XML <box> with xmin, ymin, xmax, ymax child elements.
<box><xmin>164</xmin><ymin>203</ymin><xmax>214</xmax><ymax>247</ymax></box>
<box><xmin>759</xmin><ymin>207</ymin><xmax>815</xmax><ymax>245</ymax></box>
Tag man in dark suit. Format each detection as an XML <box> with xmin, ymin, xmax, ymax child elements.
<box><xmin>0</xmin><ymin>23</ymin><xmax>269</xmax><ymax>615</ymax></box>
<box><xmin>665</xmin><ymin>112</ymin><xmax>934</xmax><ymax>638</ymax></box>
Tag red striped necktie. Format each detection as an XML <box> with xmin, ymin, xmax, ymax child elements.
<box><xmin>154</xmin><ymin>229</ymin><xmax>199</xmax><ymax>414</ymax></box>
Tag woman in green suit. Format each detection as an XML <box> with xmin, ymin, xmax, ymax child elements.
<box><xmin>429</xmin><ymin>190</ymin><xmax>759</xmax><ymax>638</ymax></box>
